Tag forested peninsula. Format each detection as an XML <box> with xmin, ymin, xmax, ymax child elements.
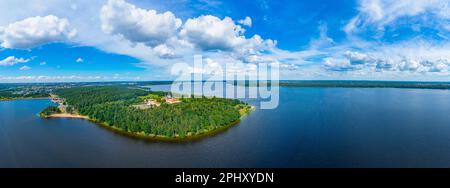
<box><xmin>40</xmin><ymin>86</ymin><xmax>253</xmax><ymax>140</ymax></box>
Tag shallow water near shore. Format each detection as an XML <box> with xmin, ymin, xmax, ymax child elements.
<box><xmin>2</xmin><ymin>87</ymin><xmax>450</xmax><ymax>167</ymax></box>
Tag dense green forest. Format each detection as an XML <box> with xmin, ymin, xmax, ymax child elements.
<box><xmin>39</xmin><ymin>106</ymin><xmax>62</xmax><ymax>118</ymax></box>
<box><xmin>52</xmin><ymin>86</ymin><xmax>251</xmax><ymax>138</ymax></box>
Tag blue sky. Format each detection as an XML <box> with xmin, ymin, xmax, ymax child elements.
<box><xmin>1</xmin><ymin>0</ymin><xmax>450</xmax><ymax>82</ymax></box>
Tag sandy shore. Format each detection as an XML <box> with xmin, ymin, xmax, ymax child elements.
<box><xmin>47</xmin><ymin>113</ymin><xmax>89</xmax><ymax>119</ymax></box>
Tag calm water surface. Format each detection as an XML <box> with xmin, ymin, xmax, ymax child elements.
<box><xmin>1</xmin><ymin>87</ymin><xmax>450</xmax><ymax>167</ymax></box>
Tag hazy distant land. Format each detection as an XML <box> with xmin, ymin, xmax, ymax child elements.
<box><xmin>233</xmin><ymin>80</ymin><xmax>450</xmax><ymax>90</ymax></box>
<box><xmin>2</xmin><ymin>80</ymin><xmax>450</xmax><ymax>101</ymax></box>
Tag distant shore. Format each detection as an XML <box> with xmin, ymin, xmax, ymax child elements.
<box><xmin>0</xmin><ymin>97</ymin><xmax>50</xmax><ymax>101</ymax></box>
<box><xmin>235</xmin><ymin>81</ymin><xmax>450</xmax><ymax>90</ymax></box>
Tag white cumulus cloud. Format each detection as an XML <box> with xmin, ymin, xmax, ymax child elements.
<box><xmin>76</xmin><ymin>58</ymin><xmax>84</xmax><ymax>63</ymax></box>
<box><xmin>324</xmin><ymin>41</ymin><xmax>450</xmax><ymax>74</ymax></box>
<box><xmin>0</xmin><ymin>15</ymin><xmax>77</xmax><ymax>49</ymax></box>
<box><xmin>345</xmin><ymin>0</ymin><xmax>450</xmax><ymax>34</ymax></box>
<box><xmin>179</xmin><ymin>15</ymin><xmax>275</xmax><ymax>54</ymax></box>
<box><xmin>100</xmin><ymin>0</ymin><xmax>182</xmax><ymax>47</ymax></box>
<box><xmin>180</xmin><ymin>15</ymin><xmax>247</xmax><ymax>51</ymax></box>
<box><xmin>153</xmin><ymin>44</ymin><xmax>178</xmax><ymax>59</ymax></box>
<box><xmin>19</xmin><ymin>65</ymin><xmax>31</xmax><ymax>70</ymax></box>
<box><xmin>238</xmin><ymin>16</ymin><xmax>252</xmax><ymax>27</ymax></box>
<box><xmin>0</xmin><ymin>56</ymin><xmax>31</xmax><ymax>66</ymax></box>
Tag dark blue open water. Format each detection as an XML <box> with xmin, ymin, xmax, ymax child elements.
<box><xmin>1</xmin><ymin>87</ymin><xmax>450</xmax><ymax>167</ymax></box>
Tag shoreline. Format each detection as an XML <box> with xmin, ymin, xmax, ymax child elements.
<box><xmin>1</xmin><ymin>97</ymin><xmax>50</xmax><ymax>101</ymax></box>
<box><xmin>45</xmin><ymin>113</ymin><xmax>89</xmax><ymax>119</ymax></box>
<box><xmin>43</xmin><ymin>105</ymin><xmax>255</xmax><ymax>142</ymax></box>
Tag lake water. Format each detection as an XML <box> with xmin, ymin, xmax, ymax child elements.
<box><xmin>1</xmin><ymin>86</ymin><xmax>450</xmax><ymax>167</ymax></box>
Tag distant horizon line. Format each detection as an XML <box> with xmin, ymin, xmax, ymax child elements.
<box><xmin>2</xmin><ymin>80</ymin><xmax>450</xmax><ymax>85</ymax></box>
